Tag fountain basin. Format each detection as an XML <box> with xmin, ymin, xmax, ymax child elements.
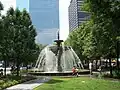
<box><xmin>34</xmin><ymin>45</ymin><xmax>84</xmax><ymax>72</ymax></box>
<box><xmin>28</xmin><ymin>69</ymin><xmax>90</xmax><ymax>76</ymax></box>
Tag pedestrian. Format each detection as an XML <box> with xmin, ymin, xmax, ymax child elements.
<box><xmin>75</xmin><ymin>67</ymin><xmax>79</xmax><ymax>77</ymax></box>
<box><xmin>72</xmin><ymin>66</ymin><xmax>78</xmax><ymax>77</ymax></box>
<box><xmin>72</xmin><ymin>66</ymin><xmax>76</xmax><ymax>75</ymax></box>
<box><xmin>89</xmin><ymin>61</ymin><xmax>92</xmax><ymax>75</ymax></box>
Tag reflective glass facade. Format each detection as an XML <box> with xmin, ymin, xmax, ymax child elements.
<box><xmin>29</xmin><ymin>0</ymin><xmax>59</xmax><ymax>44</ymax></box>
<box><xmin>69</xmin><ymin>0</ymin><xmax>89</xmax><ymax>32</ymax></box>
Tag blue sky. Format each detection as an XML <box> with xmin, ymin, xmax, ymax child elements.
<box><xmin>59</xmin><ymin>0</ymin><xmax>70</xmax><ymax>40</ymax></box>
<box><xmin>16</xmin><ymin>0</ymin><xmax>29</xmax><ymax>11</ymax></box>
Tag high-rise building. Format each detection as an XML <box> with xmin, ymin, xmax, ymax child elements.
<box><xmin>68</xmin><ymin>0</ymin><xmax>89</xmax><ymax>32</ymax></box>
<box><xmin>29</xmin><ymin>0</ymin><xmax>59</xmax><ymax>44</ymax></box>
<box><xmin>16</xmin><ymin>0</ymin><xmax>59</xmax><ymax>44</ymax></box>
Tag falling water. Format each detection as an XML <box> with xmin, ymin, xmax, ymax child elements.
<box><xmin>34</xmin><ymin>45</ymin><xmax>84</xmax><ymax>72</ymax></box>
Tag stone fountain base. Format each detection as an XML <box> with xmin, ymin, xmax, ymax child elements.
<box><xmin>28</xmin><ymin>69</ymin><xmax>90</xmax><ymax>76</ymax></box>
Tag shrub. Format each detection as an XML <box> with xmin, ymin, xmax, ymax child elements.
<box><xmin>0</xmin><ymin>75</ymin><xmax>35</xmax><ymax>89</ymax></box>
<box><xmin>113</xmin><ymin>69</ymin><xmax>120</xmax><ymax>78</ymax></box>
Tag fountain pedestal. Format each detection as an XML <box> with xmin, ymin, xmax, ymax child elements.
<box><xmin>54</xmin><ymin>40</ymin><xmax>63</xmax><ymax>72</ymax></box>
<box><xmin>53</xmin><ymin>31</ymin><xmax>64</xmax><ymax>72</ymax></box>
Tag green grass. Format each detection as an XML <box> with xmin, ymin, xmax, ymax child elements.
<box><xmin>34</xmin><ymin>77</ymin><xmax>120</xmax><ymax>90</ymax></box>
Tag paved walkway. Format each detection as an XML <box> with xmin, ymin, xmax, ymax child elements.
<box><xmin>5</xmin><ymin>77</ymin><xmax>51</xmax><ymax>90</ymax></box>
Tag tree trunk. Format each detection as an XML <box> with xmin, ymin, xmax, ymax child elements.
<box><xmin>116</xmin><ymin>41</ymin><xmax>119</xmax><ymax>69</ymax></box>
<box><xmin>109</xmin><ymin>58</ymin><xmax>113</xmax><ymax>77</ymax></box>
<box><xmin>16</xmin><ymin>60</ymin><xmax>20</xmax><ymax>76</ymax></box>
<box><xmin>4</xmin><ymin>59</ymin><xmax>6</xmax><ymax>77</ymax></box>
<box><xmin>84</xmin><ymin>60</ymin><xmax>86</xmax><ymax>67</ymax></box>
<box><xmin>26</xmin><ymin>63</ymin><xmax>28</xmax><ymax>73</ymax></box>
<box><xmin>95</xmin><ymin>60</ymin><xmax>98</xmax><ymax>70</ymax></box>
<box><xmin>105</xmin><ymin>59</ymin><xmax>108</xmax><ymax>68</ymax></box>
<box><xmin>87</xmin><ymin>60</ymin><xmax>89</xmax><ymax>69</ymax></box>
<box><xmin>100</xmin><ymin>59</ymin><xmax>102</xmax><ymax>66</ymax></box>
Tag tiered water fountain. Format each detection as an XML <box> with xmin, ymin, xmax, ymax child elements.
<box><xmin>31</xmin><ymin>32</ymin><xmax>89</xmax><ymax>76</ymax></box>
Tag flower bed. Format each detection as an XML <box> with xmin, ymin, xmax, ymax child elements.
<box><xmin>0</xmin><ymin>75</ymin><xmax>36</xmax><ymax>89</ymax></box>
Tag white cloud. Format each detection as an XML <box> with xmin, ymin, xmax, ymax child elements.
<box><xmin>1</xmin><ymin>0</ymin><xmax>16</xmax><ymax>15</ymax></box>
<box><xmin>59</xmin><ymin>0</ymin><xmax>71</xmax><ymax>41</ymax></box>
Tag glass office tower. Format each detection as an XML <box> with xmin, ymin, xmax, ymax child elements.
<box><xmin>16</xmin><ymin>0</ymin><xmax>59</xmax><ymax>44</ymax></box>
<box><xmin>29</xmin><ymin>0</ymin><xmax>59</xmax><ymax>44</ymax></box>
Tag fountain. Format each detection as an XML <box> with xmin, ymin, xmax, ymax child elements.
<box><xmin>30</xmin><ymin>31</ymin><xmax>89</xmax><ymax>76</ymax></box>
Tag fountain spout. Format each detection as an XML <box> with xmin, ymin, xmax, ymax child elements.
<box><xmin>54</xmin><ymin>31</ymin><xmax>63</xmax><ymax>55</ymax></box>
<box><xmin>54</xmin><ymin>31</ymin><xmax>63</xmax><ymax>72</ymax></box>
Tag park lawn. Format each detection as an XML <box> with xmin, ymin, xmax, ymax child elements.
<box><xmin>34</xmin><ymin>77</ymin><xmax>120</xmax><ymax>90</ymax></box>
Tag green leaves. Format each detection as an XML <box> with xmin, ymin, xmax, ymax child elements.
<box><xmin>65</xmin><ymin>21</ymin><xmax>95</xmax><ymax>60</ymax></box>
<box><xmin>0</xmin><ymin>6</ymin><xmax>37</xmax><ymax>76</ymax></box>
<box><xmin>0</xmin><ymin>1</ymin><xmax>3</xmax><ymax>11</ymax></box>
<box><xmin>66</xmin><ymin>0</ymin><xmax>120</xmax><ymax>61</ymax></box>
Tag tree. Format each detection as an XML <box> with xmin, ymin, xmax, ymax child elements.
<box><xmin>0</xmin><ymin>1</ymin><xmax>3</xmax><ymax>42</ymax></box>
<box><xmin>21</xmin><ymin>44</ymin><xmax>45</xmax><ymax>69</ymax></box>
<box><xmin>82</xmin><ymin>0</ymin><xmax>120</xmax><ymax>58</ymax></box>
<box><xmin>0</xmin><ymin>1</ymin><xmax>3</xmax><ymax>15</ymax></box>
<box><xmin>0</xmin><ymin>1</ymin><xmax>3</xmax><ymax>64</ymax></box>
<box><xmin>66</xmin><ymin>0</ymin><xmax>120</xmax><ymax>75</ymax></box>
<box><xmin>11</xmin><ymin>8</ymin><xmax>36</xmax><ymax>76</ymax></box>
<box><xmin>1</xmin><ymin>15</ymin><xmax>14</xmax><ymax>76</ymax></box>
<box><xmin>82</xmin><ymin>0</ymin><xmax>120</xmax><ymax>76</ymax></box>
<box><xmin>65</xmin><ymin>20</ymin><xmax>97</xmax><ymax>61</ymax></box>
<box><xmin>1</xmin><ymin>7</ymin><xmax>37</xmax><ymax>76</ymax></box>
<box><xmin>0</xmin><ymin>2</ymin><xmax>13</xmax><ymax>76</ymax></box>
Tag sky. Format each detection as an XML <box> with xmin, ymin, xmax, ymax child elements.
<box><xmin>1</xmin><ymin>0</ymin><xmax>16</xmax><ymax>15</ymax></box>
<box><xmin>59</xmin><ymin>0</ymin><xmax>71</xmax><ymax>40</ymax></box>
<box><xmin>16</xmin><ymin>0</ymin><xmax>29</xmax><ymax>11</ymax></box>
<box><xmin>0</xmin><ymin>0</ymin><xmax>71</xmax><ymax>41</ymax></box>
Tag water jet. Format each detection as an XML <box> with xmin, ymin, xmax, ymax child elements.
<box><xmin>30</xmin><ymin>31</ymin><xmax>89</xmax><ymax>76</ymax></box>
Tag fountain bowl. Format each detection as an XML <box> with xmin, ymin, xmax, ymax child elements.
<box><xmin>30</xmin><ymin>42</ymin><xmax>89</xmax><ymax>76</ymax></box>
<box><xmin>28</xmin><ymin>69</ymin><xmax>90</xmax><ymax>76</ymax></box>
